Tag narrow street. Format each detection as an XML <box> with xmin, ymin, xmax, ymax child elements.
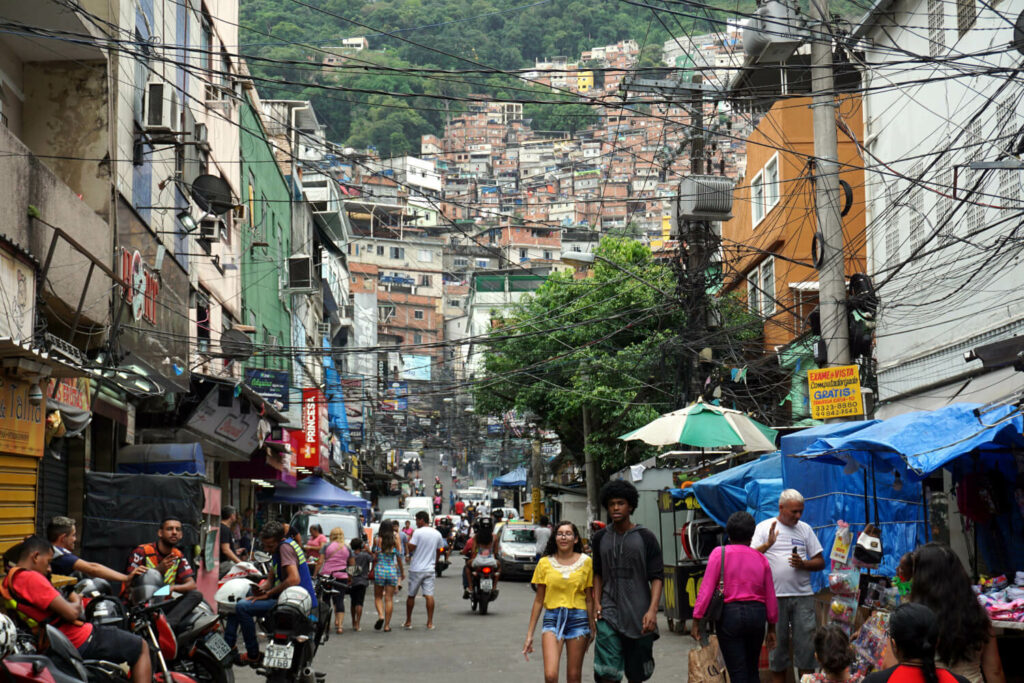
<box><xmin>234</xmin><ymin>453</ymin><xmax>696</xmax><ymax>682</ymax></box>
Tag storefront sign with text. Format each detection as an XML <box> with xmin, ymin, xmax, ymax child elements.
<box><xmin>807</xmin><ymin>364</ymin><xmax>863</xmax><ymax>420</ymax></box>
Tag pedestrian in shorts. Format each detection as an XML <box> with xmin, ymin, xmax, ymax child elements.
<box><xmin>592</xmin><ymin>479</ymin><xmax>664</xmax><ymax>683</ymax></box>
<box><xmin>403</xmin><ymin>511</ymin><xmax>445</xmax><ymax>630</ymax></box>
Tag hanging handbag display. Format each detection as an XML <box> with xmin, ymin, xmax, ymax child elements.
<box><xmin>853</xmin><ymin>523</ymin><xmax>883</xmax><ymax>566</ymax></box>
<box><xmin>702</xmin><ymin>544</ymin><xmax>727</xmax><ymax>626</ymax></box>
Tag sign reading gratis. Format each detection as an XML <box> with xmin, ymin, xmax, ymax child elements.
<box><xmin>807</xmin><ymin>364</ymin><xmax>863</xmax><ymax>420</ymax></box>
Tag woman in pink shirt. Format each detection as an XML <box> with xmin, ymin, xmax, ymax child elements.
<box><xmin>692</xmin><ymin>511</ymin><xmax>778</xmax><ymax>683</ymax></box>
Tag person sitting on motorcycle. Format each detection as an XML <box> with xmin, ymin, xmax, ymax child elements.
<box><xmin>46</xmin><ymin>515</ymin><xmax>145</xmax><ymax>584</ymax></box>
<box><xmin>126</xmin><ymin>516</ymin><xmax>202</xmax><ymax>630</ymax></box>
<box><xmin>461</xmin><ymin>518</ymin><xmax>500</xmax><ymax>600</ymax></box>
<box><xmin>3</xmin><ymin>536</ymin><xmax>152</xmax><ymax>683</ymax></box>
<box><xmin>224</xmin><ymin>521</ymin><xmax>318</xmax><ymax>666</ymax></box>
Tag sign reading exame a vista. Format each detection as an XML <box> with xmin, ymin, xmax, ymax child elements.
<box><xmin>807</xmin><ymin>364</ymin><xmax>863</xmax><ymax>420</ymax></box>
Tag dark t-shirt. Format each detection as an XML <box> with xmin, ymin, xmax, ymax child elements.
<box><xmin>863</xmin><ymin>665</ymin><xmax>969</xmax><ymax>683</ymax></box>
<box><xmin>51</xmin><ymin>546</ymin><xmax>80</xmax><ymax>576</ymax></box>
<box><xmin>592</xmin><ymin>524</ymin><xmax>664</xmax><ymax>639</ymax></box>
<box><xmin>219</xmin><ymin>524</ymin><xmax>236</xmax><ymax>555</ymax></box>
<box><xmin>350</xmin><ymin>551</ymin><xmax>372</xmax><ymax>587</ymax></box>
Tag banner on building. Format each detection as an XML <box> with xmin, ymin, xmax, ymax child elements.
<box><xmin>0</xmin><ymin>378</ymin><xmax>46</xmax><ymax>457</ymax></box>
<box><xmin>0</xmin><ymin>240</ymin><xmax>36</xmax><ymax>344</ymax></box>
<box><xmin>401</xmin><ymin>354</ymin><xmax>433</xmax><ymax>382</ymax></box>
<box><xmin>382</xmin><ymin>381</ymin><xmax>408</xmax><ymax>411</ymax></box>
<box><xmin>245</xmin><ymin>369</ymin><xmax>290</xmax><ymax>410</ymax></box>
<box><xmin>295</xmin><ymin>388</ymin><xmax>328</xmax><ymax>469</ymax></box>
<box><xmin>807</xmin><ymin>364</ymin><xmax>863</xmax><ymax>420</ymax></box>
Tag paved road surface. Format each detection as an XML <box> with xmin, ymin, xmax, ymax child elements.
<box><xmin>234</xmin><ymin>453</ymin><xmax>697</xmax><ymax>682</ymax></box>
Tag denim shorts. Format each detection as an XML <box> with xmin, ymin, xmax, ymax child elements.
<box><xmin>542</xmin><ymin>607</ymin><xmax>591</xmax><ymax>641</ymax></box>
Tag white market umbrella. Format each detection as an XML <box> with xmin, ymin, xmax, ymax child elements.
<box><xmin>619</xmin><ymin>399</ymin><xmax>777</xmax><ymax>452</ymax></box>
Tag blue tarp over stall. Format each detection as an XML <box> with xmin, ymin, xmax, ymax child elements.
<box><xmin>780</xmin><ymin>419</ymin><xmax>927</xmax><ymax>589</ymax></box>
<box><xmin>671</xmin><ymin>453</ymin><xmax>785</xmax><ymax>528</ymax></box>
<box><xmin>493</xmin><ymin>466</ymin><xmax>528</xmax><ymax>488</ymax></box>
<box><xmin>795</xmin><ymin>403</ymin><xmax>1024</xmax><ymax>480</ymax></box>
<box><xmin>259</xmin><ymin>476</ymin><xmax>370</xmax><ymax>510</ymax></box>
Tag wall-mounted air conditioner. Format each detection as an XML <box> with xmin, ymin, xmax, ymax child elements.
<box><xmin>288</xmin><ymin>254</ymin><xmax>315</xmax><ymax>290</ymax></box>
<box><xmin>145</xmin><ymin>78</ymin><xmax>179</xmax><ymax>133</ymax></box>
<box><xmin>198</xmin><ymin>216</ymin><xmax>223</xmax><ymax>242</ymax></box>
<box><xmin>194</xmin><ymin>122</ymin><xmax>210</xmax><ymax>152</ymax></box>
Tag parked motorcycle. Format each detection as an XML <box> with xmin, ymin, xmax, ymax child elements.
<box><xmin>0</xmin><ymin>621</ymin><xmax>131</xmax><ymax>682</ymax></box>
<box><xmin>256</xmin><ymin>587</ymin><xmax>318</xmax><ymax>683</ymax></box>
<box><xmin>468</xmin><ymin>554</ymin><xmax>499</xmax><ymax>615</ymax></box>
<box><xmin>312</xmin><ymin>575</ymin><xmax>346</xmax><ymax>649</ymax></box>
<box><xmin>171</xmin><ymin>598</ymin><xmax>234</xmax><ymax>683</ymax></box>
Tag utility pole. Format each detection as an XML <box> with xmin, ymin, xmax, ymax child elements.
<box><xmin>531</xmin><ymin>436</ymin><xmax>543</xmax><ymax>522</ymax></box>
<box><xmin>810</xmin><ymin>0</ymin><xmax>851</xmax><ymax>368</ymax></box>
<box><xmin>583</xmin><ymin>404</ymin><xmax>599</xmax><ymax>527</ymax></box>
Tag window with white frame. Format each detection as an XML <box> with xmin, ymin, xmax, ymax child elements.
<box><xmin>476</xmin><ymin>259</ymin><xmax>488</xmax><ymax>268</ymax></box>
<box><xmin>764</xmin><ymin>155</ymin><xmax>780</xmax><ymax>212</ymax></box>
<box><xmin>751</xmin><ymin>174</ymin><xmax>765</xmax><ymax>225</ymax></box>
<box><xmin>414</xmin><ymin>309</ymin><xmax>424</xmax><ymax>320</ymax></box>
<box><xmin>453</xmin><ymin>257</ymin><xmax>469</xmax><ymax>267</ymax></box>
<box><xmin>746</xmin><ymin>258</ymin><xmax>775</xmax><ymax>317</ymax></box>
<box><xmin>419</xmin><ymin>274</ymin><xmax>432</xmax><ymax>287</ymax></box>
<box><xmin>389</xmin><ymin>246</ymin><xmax>405</xmax><ymax>259</ymax></box>
<box><xmin>750</xmin><ymin>155</ymin><xmax>779</xmax><ymax>228</ymax></box>
<box><xmin>746</xmin><ymin>270</ymin><xmax>760</xmax><ymax>316</ymax></box>
<box><xmin>418</xmin><ymin>249</ymin><xmax>433</xmax><ymax>262</ymax></box>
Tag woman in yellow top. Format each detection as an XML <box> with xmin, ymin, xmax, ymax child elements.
<box><xmin>523</xmin><ymin>521</ymin><xmax>596</xmax><ymax>683</ymax></box>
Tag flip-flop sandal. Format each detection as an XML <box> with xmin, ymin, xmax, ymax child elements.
<box><xmin>383</xmin><ymin>626</ymin><xmax>392</xmax><ymax>632</ymax></box>
<box><xmin>402</xmin><ymin>624</ymin><xmax>412</xmax><ymax>630</ymax></box>
<box><xmin>425</xmin><ymin>625</ymin><xmax>436</xmax><ymax>630</ymax></box>
<box><xmin>374</xmin><ymin>618</ymin><xmax>384</xmax><ymax>631</ymax></box>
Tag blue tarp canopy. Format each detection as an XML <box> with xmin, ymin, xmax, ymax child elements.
<box><xmin>795</xmin><ymin>403</ymin><xmax>1024</xmax><ymax>481</ymax></box>
<box><xmin>779</xmin><ymin>420</ymin><xmax>878</xmax><ymax>456</ymax></box>
<box><xmin>117</xmin><ymin>443</ymin><xmax>205</xmax><ymax>475</ymax></box>
<box><xmin>782</xmin><ymin>454</ymin><xmax>926</xmax><ymax>589</ymax></box>
<box><xmin>670</xmin><ymin>453</ymin><xmax>785</xmax><ymax>528</ymax></box>
<box><xmin>493</xmin><ymin>466</ymin><xmax>528</xmax><ymax>488</ymax></box>
<box><xmin>259</xmin><ymin>476</ymin><xmax>370</xmax><ymax>510</ymax></box>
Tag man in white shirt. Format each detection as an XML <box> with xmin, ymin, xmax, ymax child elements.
<box><xmin>752</xmin><ymin>489</ymin><xmax>824</xmax><ymax>683</ymax></box>
<box><xmin>403</xmin><ymin>510</ymin><xmax>444</xmax><ymax>630</ymax></box>
<box><xmin>533</xmin><ymin>515</ymin><xmax>551</xmax><ymax>560</ymax></box>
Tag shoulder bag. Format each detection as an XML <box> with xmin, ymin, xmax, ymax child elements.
<box><xmin>701</xmin><ymin>544</ymin><xmax>727</xmax><ymax>628</ymax></box>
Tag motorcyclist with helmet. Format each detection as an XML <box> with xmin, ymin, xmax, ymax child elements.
<box><xmin>46</xmin><ymin>516</ymin><xmax>145</xmax><ymax>584</ymax></box>
<box><xmin>461</xmin><ymin>517</ymin><xmax>501</xmax><ymax>600</ymax></box>
<box><xmin>2</xmin><ymin>536</ymin><xmax>152</xmax><ymax>683</ymax></box>
<box><xmin>223</xmin><ymin>520</ymin><xmax>318</xmax><ymax>666</ymax></box>
<box><xmin>126</xmin><ymin>516</ymin><xmax>202</xmax><ymax>630</ymax></box>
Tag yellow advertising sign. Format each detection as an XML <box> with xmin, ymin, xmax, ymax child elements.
<box><xmin>807</xmin><ymin>364</ymin><xmax>863</xmax><ymax>420</ymax></box>
<box><xmin>0</xmin><ymin>379</ymin><xmax>46</xmax><ymax>457</ymax></box>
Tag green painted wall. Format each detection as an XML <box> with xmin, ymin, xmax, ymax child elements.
<box><xmin>240</xmin><ymin>99</ymin><xmax>291</xmax><ymax>374</ymax></box>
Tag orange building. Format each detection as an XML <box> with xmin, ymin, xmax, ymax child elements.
<box><xmin>721</xmin><ymin>94</ymin><xmax>867</xmax><ymax>354</ymax></box>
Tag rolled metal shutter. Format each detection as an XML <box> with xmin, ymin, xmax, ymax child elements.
<box><xmin>0</xmin><ymin>454</ymin><xmax>39</xmax><ymax>552</ymax></box>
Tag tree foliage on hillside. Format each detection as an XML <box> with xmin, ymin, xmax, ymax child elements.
<box><xmin>240</xmin><ymin>0</ymin><xmax>864</xmax><ymax>156</ymax></box>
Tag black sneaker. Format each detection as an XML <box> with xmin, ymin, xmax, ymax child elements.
<box><xmin>462</xmin><ymin>589</ymin><xmax>470</xmax><ymax>600</ymax></box>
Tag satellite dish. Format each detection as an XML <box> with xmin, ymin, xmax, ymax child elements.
<box><xmin>220</xmin><ymin>328</ymin><xmax>254</xmax><ymax>361</ymax></box>
<box><xmin>190</xmin><ymin>174</ymin><xmax>234</xmax><ymax>216</ymax></box>
<box><xmin>1014</xmin><ymin>11</ymin><xmax>1024</xmax><ymax>57</ymax></box>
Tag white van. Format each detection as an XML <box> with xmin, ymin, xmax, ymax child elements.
<box><xmin>404</xmin><ymin>496</ymin><xmax>434</xmax><ymax>522</ymax></box>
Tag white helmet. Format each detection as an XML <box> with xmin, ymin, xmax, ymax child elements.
<box><xmin>276</xmin><ymin>586</ymin><xmax>312</xmax><ymax>617</ymax></box>
<box><xmin>214</xmin><ymin>578</ymin><xmax>253</xmax><ymax>614</ymax></box>
<box><xmin>0</xmin><ymin>613</ymin><xmax>18</xmax><ymax>658</ymax></box>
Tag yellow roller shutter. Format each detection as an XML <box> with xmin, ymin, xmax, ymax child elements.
<box><xmin>0</xmin><ymin>454</ymin><xmax>39</xmax><ymax>552</ymax></box>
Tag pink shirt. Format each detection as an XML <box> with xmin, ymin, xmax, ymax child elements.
<box><xmin>693</xmin><ymin>544</ymin><xmax>778</xmax><ymax>623</ymax></box>
<box><xmin>319</xmin><ymin>541</ymin><xmax>351</xmax><ymax>578</ymax></box>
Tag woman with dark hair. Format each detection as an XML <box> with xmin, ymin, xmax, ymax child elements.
<box><xmin>523</xmin><ymin>522</ymin><xmax>595</xmax><ymax>683</ymax></box>
<box><xmin>864</xmin><ymin>603</ymin><xmax>969</xmax><ymax>683</ymax></box>
<box><xmin>371</xmin><ymin>520</ymin><xmax>404</xmax><ymax>632</ymax></box>
<box><xmin>691</xmin><ymin>511</ymin><xmax>778</xmax><ymax>683</ymax></box>
<box><xmin>889</xmin><ymin>543</ymin><xmax>1004</xmax><ymax>683</ymax></box>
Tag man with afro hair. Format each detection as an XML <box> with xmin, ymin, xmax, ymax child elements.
<box><xmin>591</xmin><ymin>479</ymin><xmax>664</xmax><ymax>683</ymax></box>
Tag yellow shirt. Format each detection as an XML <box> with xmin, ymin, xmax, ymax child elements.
<box><xmin>531</xmin><ymin>554</ymin><xmax>593</xmax><ymax>610</ymax></box>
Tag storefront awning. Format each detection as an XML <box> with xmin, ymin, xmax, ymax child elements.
<box><xmin>493</xmin><ymin>466</ymin><xmax>528</xmax><ymax>488</ymax></box>
<box><xmin>258</xmin><ymin>475</ymin><xmax>369</xmax><ymax>510</ymax></box>
<box><xmin>118</xmin><ymin>443</ymin><xmax>205</xmax><ymax>475</ymax></box>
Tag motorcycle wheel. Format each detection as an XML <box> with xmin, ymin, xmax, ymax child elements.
<box><xmin>183</xmin><ymin>649</ymin><xmax>235</xmax><ymax>683</ymax></box>
<box><xmin>470</xmin><ymin>597</ymin><xmax>477</xmax><ymax>612</ymax></box>
<box><xmin>266</xmin><ymin>671</ymin><xmax>291</xmax><ymax>683</ymax></box>
<box><xmin>478</xmin><ymin>598</ymin><xmax>489</xmax><ymax>615</ymax></box>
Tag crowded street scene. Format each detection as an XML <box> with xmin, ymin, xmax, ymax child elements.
<box><xmin>1</xmin><ymin>0</ymin><xmax>1024</xmax><ymax>680</ymax></box>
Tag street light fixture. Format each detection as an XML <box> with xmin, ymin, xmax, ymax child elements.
<box><xmin>177</xmin><ymin>210</ymin><xmax>199</xmax><ymax>232</ymax></box>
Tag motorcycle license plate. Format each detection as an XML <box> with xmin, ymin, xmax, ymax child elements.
<box><xmin>263</xmin><ymin>643</ymin><xmax>294</xmax><ymax>670</ymax></box>
<box><xmin>480</xmin><ymin>578</ymin><xmax>493</xmax><ymax>591</ymax></box>
<box><xmin>205</xmin><ymin>632</ymin><xmax>232</xmax><ymax>663</ymax></box>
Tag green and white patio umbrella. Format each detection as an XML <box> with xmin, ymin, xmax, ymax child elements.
<box><xmin>619</xmin><ymin>399</ymin><xmax>778</xmax><ymax>451</ymax></box>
